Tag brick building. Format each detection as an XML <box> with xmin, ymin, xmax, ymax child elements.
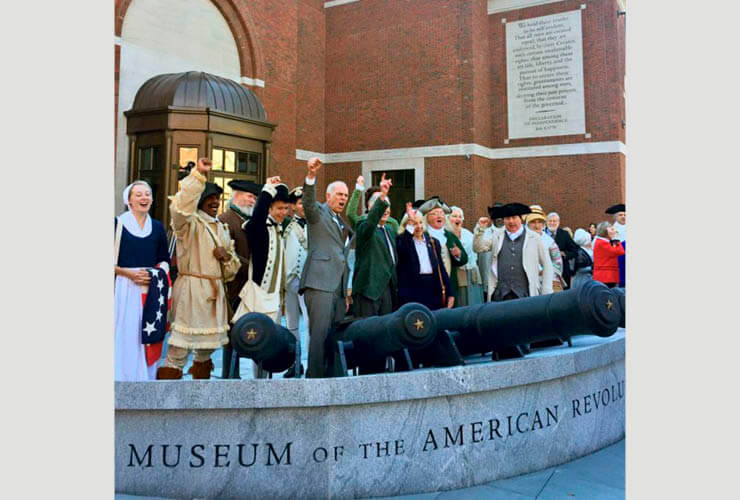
<box><xmin>115</xmin><ymin>0</ymin><xmax>625</xmax><ymax>229</ymax></box>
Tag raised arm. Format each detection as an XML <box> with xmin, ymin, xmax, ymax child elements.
<box><xmin>170</xmin><ymin>158</ymin><xmax>210</xmax><ymax>236</ymax></box>
<box><xmin>302</xmin><ymin>157</ymin><xmax>322</xmax><ymax>225</ymax></box>
<box><xmin>473</xmin><ymin>217</ymin><xmax>494</xmax><ymax>253</ymax></box>
<box><xmin>346</xmin><ymin>175</ymin><xmax>365</xmax><ymax>229</ymax></box>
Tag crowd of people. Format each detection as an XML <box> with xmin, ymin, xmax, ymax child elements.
<box><xmin>114</xmin><ymin>157</ymin><xmax>627</xmax><ymax>381</ymax></box>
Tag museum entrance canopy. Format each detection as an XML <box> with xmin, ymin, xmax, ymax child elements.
<box><xmin>124</xmin><ymin>71</ymin><xmax>276</xmax><ymax>223</ymax></box>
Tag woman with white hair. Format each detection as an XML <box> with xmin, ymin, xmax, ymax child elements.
<box><xmin>447</xmin><ymin>206</ymin><xmax>483</xmax><ymax>306</ymax></box>
<box><xmin>570</xmin><ymin>228</ymin><xmax>594</xmax><ymax>289</ymax></box>
<box><xmin>114</xmin><ymin>180</ymin><xmax>171</xmax><ymax>381</ymax></box>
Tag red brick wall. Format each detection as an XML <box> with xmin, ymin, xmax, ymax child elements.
<box><xmin>491</xmin><ymin>153</ymin><xmax>624</xmax><ymax>230</ymax></box>
<box><xmin>325</xmin><ymin>0</ymin><xmax>471</xmax><ymax>151</ymax></box>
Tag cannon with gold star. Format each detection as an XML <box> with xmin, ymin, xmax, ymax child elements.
<box><xmin>326</xmin><ymin>302</ymin><xmax>465</xmax><ymax>377</ymax></box>
<box><xmin>229</xmin><ymin>312</ymin><xmax>301</xmax><ymax>378</ymax></box>
<box><xmin>433</xmin><ymin>280</ymin><xmax>622</xmax><ymax>360</ymax></box>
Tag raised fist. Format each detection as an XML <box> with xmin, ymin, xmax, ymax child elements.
<box><xmin>266</xmin><ymin>176</ymin><xmax>281</xmax><ymax>185</ymax></box>
<box><xmin>196</xmin><ymin>157</ymin><xmax>212</xmax><ymax>175</ymax></box>
<box><xmin>356</xmin><ymin>175</ymin><xmax>365</xmax><ymax>187</ymax></box>
<box><xmin>478</xmin><ymin>216</ymin><xmax>491</xmax><ymax>228</ymax></box>
<box><xmin>307</xmin><ymin>157</ymin><xmax>322</xmax><ymax>178</ymax></box>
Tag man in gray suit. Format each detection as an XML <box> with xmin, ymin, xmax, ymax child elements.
<box><xmin>299</xmin><ymin>157</ymin><xmax>352</xmax><ymax>378</ymax></box>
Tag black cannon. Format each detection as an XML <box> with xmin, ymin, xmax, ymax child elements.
<box><xmin>327</xmin><ymin>302</ymin><xmax>463</xmax><ymax>377</ymax></box>
<box><xmin>229</xmin><ymin>313</ymin><xmax>300</xmax><ymax>378</ymax></box>
<box><xmin>433</xmin><ymin>280</ymin><xmax>621</xmax><ymax>360</ymax></box>
<box><xmin>611</xmin><ymin>287</ymin><xmax>625</xmax><ymax>328</ymax></box>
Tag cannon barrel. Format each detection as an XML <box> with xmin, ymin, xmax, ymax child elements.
<box><xmin>434</xmin><ymin>280</ymin><xmax>621</xmax><ymax>357</ymax></box>
<box><xmin>328</xmin><ymin>302</ymin><xmax>438</xmax><ymax>375</ymax></box>
<box><xmin>231</xmin><ymin>313</ymin><xmax>297</xmax><ymax>374</ymax></box>
<box><xmin>611</xmin><ymin>287</ymin><xmax>625</xmax><ymax>328</ymax></box>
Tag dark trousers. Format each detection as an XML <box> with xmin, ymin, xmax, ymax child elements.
<box><xmin>304</xmin><ymin>285</ymin><xmax>346</xmax><ymax>378</ymax></box>
<box><xmin>354</xmin><ymin>287</ymin><xmax>394</xmax><ymax>318</ymax></box>
<box><xmin>221</xmin><ymin>296</ymin><xmax>241</xmax><ymax>379</ymax></box>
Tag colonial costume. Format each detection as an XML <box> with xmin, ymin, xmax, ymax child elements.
<box><xmin>114</xmin><ymin>182</ymin><xmax>170</xmax><ymax>382</ymax></box>
<box><xmin>159</xmin><ymin>170</ymin><xmax>240</xmax><ymax>379</ymax></box>
<box><xmin>232</xmin><ymin>182</ymin><xmax>291</xmax><ymax>324</ymax></box>
<box><xmin>473</xmin><ymin>203</ymin><xmax>554</xmax><ymax>301</ymax></box>
<box><xmin>218</xmin><ymin>179</ymin><xmax>262</xmax><ymax>378</ymax></box>
<box><xmin>418</xmin><ymin>197</ymin><xmax>468</xmax><ymax>299</ymax></box>
<box><xmin>285</xmin><ymin>187</ymin><xmax>309</xmax><ymax>329</ymax></box>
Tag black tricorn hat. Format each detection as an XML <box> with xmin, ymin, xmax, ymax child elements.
<box><xmin>198</xmin><ymin>182</ymin><xmax>224</xmax><ymax>209</ymax></box>
<box><xmin>487</xmin><ymin>202</ymin><xmax>504</xmax><ymax>218</ymax></box>
<box><xmin>271</xmin><ymin>183</ymin><xmax>291</xmax><ymax>203</ymax></box>
<box><xmin>488</xmin><ymin>202</ymin><xmax>531</xmax><ymax>219</ymax></box>
<box><xmin>288</xmin><ymin>186</ymin><xmax>304</xmax><ymax>204</ymax></box>
<box><xmin>605</xmin><ymin>203</ymin><xmax>625</xmax><ymax>215</ymax></box>
<box><xmin>228</xmin><ymin>179</ymin><xmax>263</xmax><ymax>195</ymax></box>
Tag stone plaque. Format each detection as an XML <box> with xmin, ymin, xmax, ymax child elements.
<box><xmin>506</xmin><ymin>10</ymin><xmax>586</xmax><ymax>139</ymax></box>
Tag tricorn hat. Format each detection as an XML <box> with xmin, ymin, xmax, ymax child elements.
<box><xmin>411</xmin><ymin>199</ymin><xmax>426</xmax><ymax>210</ymax></box>
<box><xmin>198</xmin><ymin>182</ymin><xmax>224</xmax><ymax>209</ymax></box>
<box><xmin>487</xmin><ymin>202</ymin><xmax>504</xmax><ymax>219</ymax></box>
<box><xmin>270</xmin><ymin>183</ymin><xmax>291</xmax><ymax>203</ymax></box>
<box><xmin>605</xmin><ymin>203</ymin><xmax>625</xmax><ymax>215</ymax></box>
<box><xmin>418</xmin><ymin>196</ymin><xmax>451</xmax><ymax>215</ymax></box>
<box><xmin>228</xmin><ymin>179</ymin><xmax>263</xmax><ymax>195</ymax></box>
<box><xmin>488</xmin><ymin>202</ymin><xmax>531</xmax><ymax>219</ymax></box>
<box><xmin>288</xmin><ymin>186</ymin><xmax>304</xmax><ymax>204</ymax></box>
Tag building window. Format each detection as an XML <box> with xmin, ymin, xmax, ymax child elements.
<box><xmin>179</xmin><ymin>146</ymin><xmax>198</xmax><ymax>167</ymax></box>
<box><xmin>137</xmin><ymin>145</ymin><xmax>163</xmax><ymax>217</ymax></box>
<box><xmin>211</xmin><ymin>147</ymin><xmax>262</xmax><ymax>214</ymax></box>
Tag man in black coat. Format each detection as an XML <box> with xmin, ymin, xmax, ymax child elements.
<box><xmin>544</xmin><ymin>212</ymin><xmax>580</xmax><ymax>289</ymax></box>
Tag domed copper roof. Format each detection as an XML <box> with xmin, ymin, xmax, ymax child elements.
<box><xmin>131</xmin><ymin>71</ymin><xmax>266</xmax><ymax>121</ymax></box>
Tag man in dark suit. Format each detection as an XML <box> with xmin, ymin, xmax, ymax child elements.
<box><xmin>217</xmin><ymin>179</ymin><xmax>262</xmax><ymax>378</ymax></box>
<box><xmin>352</xmin><ymin>173</ymin><xmax>397</xmax><ymax>318</ymax></box>
<box><xmin>299</xmin><ymin>157</ymin><xmax>352</xmax><ymax>378</ymax></box>
<box><xmin>545</xmin><ymin>212</ymin><xmax>580</xmax><ymax>289</ymax></box>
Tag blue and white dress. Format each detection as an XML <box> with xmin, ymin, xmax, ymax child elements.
<box><xmin>114</xmin><ymin>213</ymin><xmax>170</xmax><ymax>381</ymax></box>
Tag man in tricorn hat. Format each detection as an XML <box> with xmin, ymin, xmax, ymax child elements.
<box><xmin>230</xmin><ymin>177</ymin><xmax>292</xmax><ymax>377</ymax></box>
<box><xmin>282</xmin><ymin>186</ymin><xmax>309</xmax><ymax>377</ymax></box>
<box><xmin>605</xmin><ymin>203</ymin><xmax>626</xmax><ymax>242</ymax></box>
<box><xmin>158</xmin><ymin>158</ymin><xmax>241</xmax><ymax>380</ymax></box>
<box><xmin>418</xmin><ymin>196</ymin><xmax>468</xmax><ymax>305</ymax></box>
<box><xmin>216</xmin><ymin>178</ymin><xmax>262</xmax><ymax>378</ymax></box>
<box><xmin>474</xmin><ymin>202</ymin><xmax>553</xmax><ymax>303</ymax></box>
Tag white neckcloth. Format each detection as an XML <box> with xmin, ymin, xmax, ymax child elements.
<box><xmin>118</xmin><ymin>211</ymin><xmax>152</xmax><ymax>238</ymax></box>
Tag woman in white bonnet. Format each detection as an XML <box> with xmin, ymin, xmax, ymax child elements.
<box><xmin>114</xmin><ymin>180</ymin><xmax>170</xmax><ymax>381</ymax></box>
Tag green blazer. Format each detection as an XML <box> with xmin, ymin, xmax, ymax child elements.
<box><xmin>443</xmin><ymin>229</ymin><xmax>468</xmax><ymax>297</ymax></box>
<box><xmin>347</xmin><ymin>188</ymin><xmax>399</xmax><ymax>233</ymax></box>
<box><xmin>351</xmin><ymin>198</ymin><xmax>398</xmax><ymax>301</ymax></box>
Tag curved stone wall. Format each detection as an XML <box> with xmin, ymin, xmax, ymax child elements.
<box><xmin>115</xmin><ymin>330</ymin><xmax>625</xmax><ymax>498</ymax></box>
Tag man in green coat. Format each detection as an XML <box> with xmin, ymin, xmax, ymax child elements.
<box><xmin>352</xmin><ymin>174</ymin><xmax>398</xmax><ymax>317</ymax></box>
<box><xmin>346</xmin><ymin>175</ymin><xmax>399</xmax><ymax>233</ymax></box>
<box><xmin>418</xmin><ymin>197</ymin><xmax>468</xmax><ymax>305</ymax></box>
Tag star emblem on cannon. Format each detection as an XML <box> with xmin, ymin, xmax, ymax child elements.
<box><xmin>606</xmin><ymin>299</ymin><xmax>614</xmax><ymax>311</ymax></box>
<box><xmin>414</xmin><ymin>318</ymin><xmax>425</xmax><ymax>331</ymax></box>
<box><xmin>247</xmin><ymin>328</ymin><xmax>257</xmax><ymax>340</ymax></box>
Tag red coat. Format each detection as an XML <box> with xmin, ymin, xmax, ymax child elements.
<box><xmin>592</xmin><ymin>237</ymin><xmax>625</xmax><ymax>284</ymax></box>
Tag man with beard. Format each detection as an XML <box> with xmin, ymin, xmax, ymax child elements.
<box><xmin>283</xmin><ymin>186</ymin><xmax>309</xmax><ymax>378</ymax></box>
<box><xmin>217</xmin><ymin>179</ymin><xmax>261</xmax><ymax>378</ymax></box>
<box><xmin>300</xmin><ymin>157</ymin><xmax>352</xmax><ymax>378</ymax></box>
<box><xmin>157</xmin><ymin>158</ymin><xmax>240</xmax><ymax>380</ymax></box>
<box><xmin>418</xmin><ymin>197</ymin><xmax>468</xmax><ymax>305</ymax></box>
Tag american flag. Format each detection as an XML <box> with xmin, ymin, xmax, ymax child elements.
<box><xmin>141</xmin><ymin>267</ymin><xmax>171</xmax><ymax>365</ymax></box>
